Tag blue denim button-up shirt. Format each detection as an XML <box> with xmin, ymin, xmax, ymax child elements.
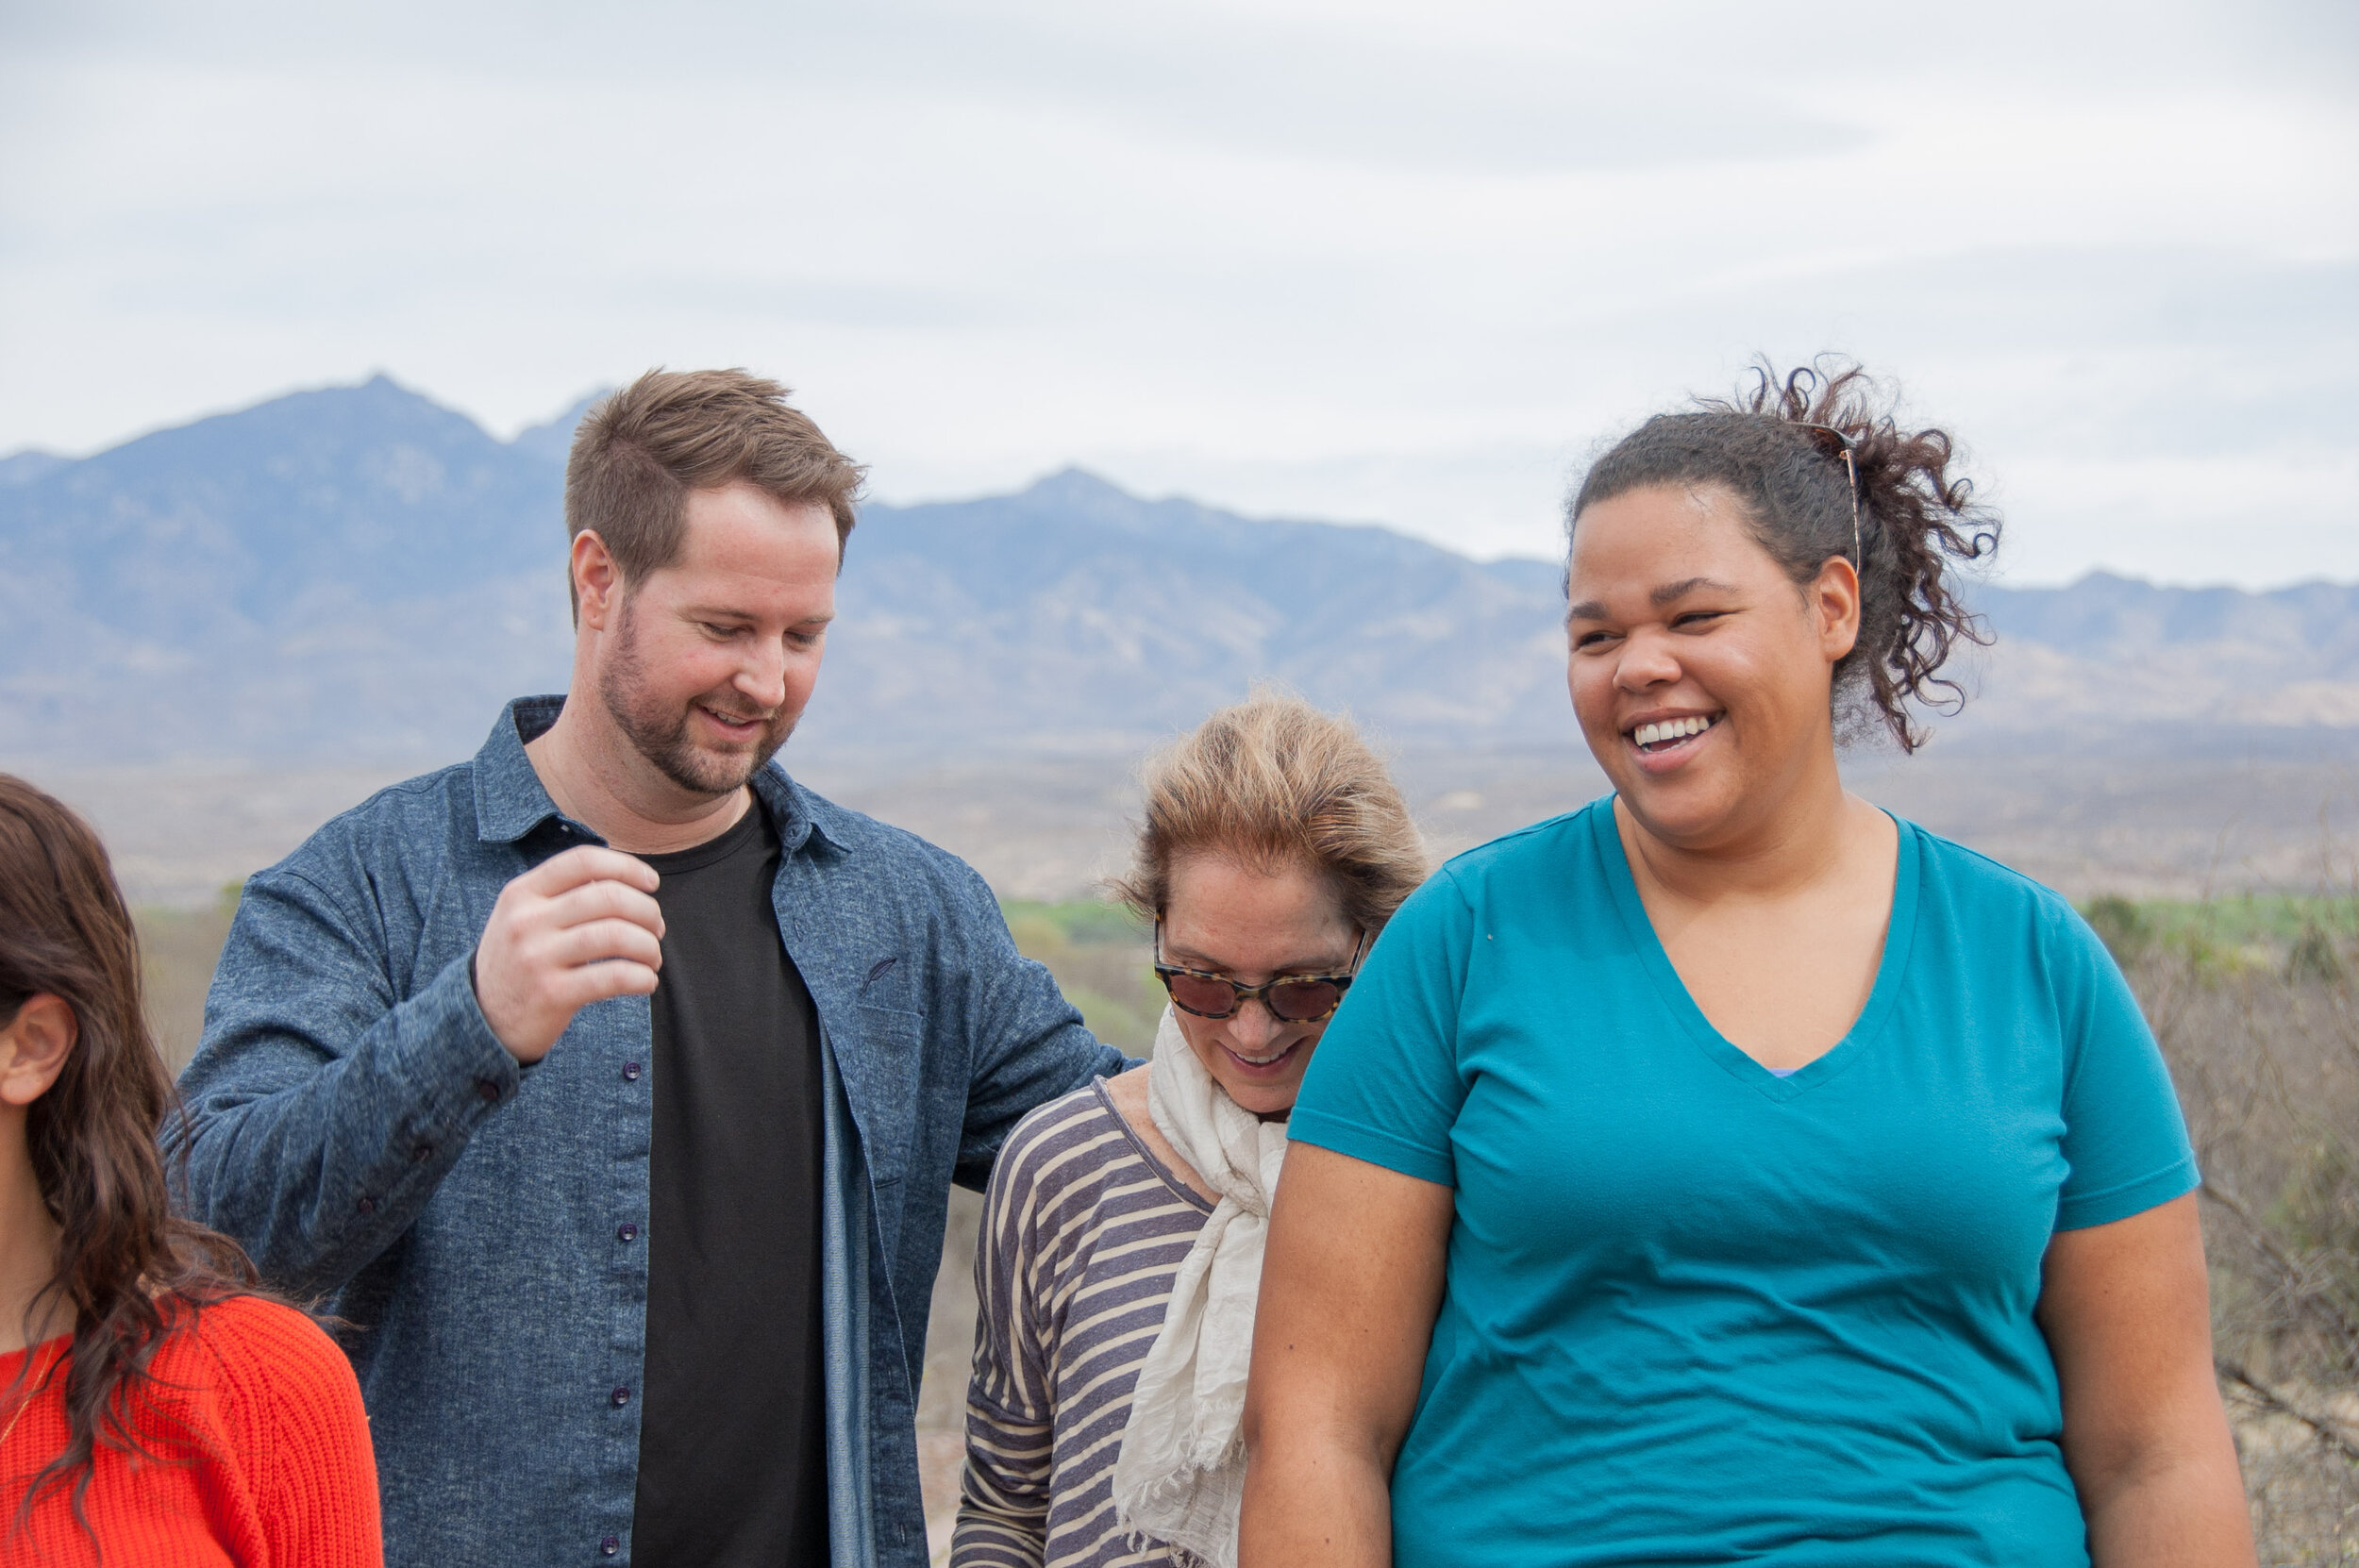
<box><xmin>175</xmin><ymin>697</ymin><xmax>1122</xmax><ymax>1567</ymax></box>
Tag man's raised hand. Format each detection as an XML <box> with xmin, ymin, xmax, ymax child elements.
<box><xmin>473</xmin><ymin>846</ymin><xmax>665</xmax><ymax>1063</ymax></box>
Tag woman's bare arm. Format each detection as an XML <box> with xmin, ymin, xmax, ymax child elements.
<box><xmin>1240</xmin><ymin>1143</ymin><xmax>1454</xmax><ymax>1568</ymax></box>
<box><xmin>2038</xmin><ymin>1193</ymin><xmax>2254</xmax><ymax>1567</ymax></box>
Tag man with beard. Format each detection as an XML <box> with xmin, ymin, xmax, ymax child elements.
<box><xmin>174</xmin><ymin>370</ymin><xmax>1123</xmax><ymax>1568</ymax></box>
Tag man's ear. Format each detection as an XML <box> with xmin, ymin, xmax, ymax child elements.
<box><xmin>572</xmin><ymin>531</ymin><xmax>625</xmax><ymax>631</ymax></box>
<box><xmin>0</xmin><ymin>995</ymin><xmax>75</xmax><ymax>1109</ymax></box>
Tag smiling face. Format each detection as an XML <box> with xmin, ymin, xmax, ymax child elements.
<box><xmin>1159</xmin><ymin>851</ymin><xmax>1360</xmax><ymax>1119</ymax></box>
<box><xmin>1564</xmin><ymin>482</ymin><xmax>1860</xmax><ymax>851</ymax></box>
<box><xmin>586</xmin><ymin>482</ymin><xmax>839</xmax><ymax>798</ymax></box>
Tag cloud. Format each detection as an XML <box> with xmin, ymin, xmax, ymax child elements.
<box><xmin>1</xmin><ymin>0</ymin><xmax>2352</xmax><ymax>585</ymax></box>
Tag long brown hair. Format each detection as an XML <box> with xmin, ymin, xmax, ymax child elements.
<box><xmin>0</xmin><ymin>775</ymin><xmax>258</xmax><ymax>1521</ymax></box>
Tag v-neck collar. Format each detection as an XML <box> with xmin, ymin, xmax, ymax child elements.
<box><xmin>1590</xmin><ymin>798</ymin><xmax>1921</xmax><ymax>1104</ymax></box>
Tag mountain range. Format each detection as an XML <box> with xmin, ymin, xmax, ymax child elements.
<box><xmin>6</xmin><ymin>375</ymin><xmax>2356</xmax><ymax>766</ymax></box>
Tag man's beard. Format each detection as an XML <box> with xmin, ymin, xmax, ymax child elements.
<box><xmin>599</xmin><ymin>598</ymin><xmax>795</xmax><ymax>796</ymax></box>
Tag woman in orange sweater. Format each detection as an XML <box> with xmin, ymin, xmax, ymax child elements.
<box><xmin>0</xmin><ymin>774</ymin><xmax>382</xmax><ymax>1566</ymax></box>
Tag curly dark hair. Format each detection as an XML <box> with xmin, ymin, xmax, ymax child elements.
<box><xmin>0</xmin><ymin>775</ymin><xmax>262</xmax><ymax>1539</ymax></box>
<box><xmin>1569</xmin><ymin>359</ymin><xmax>1999</xmax><ymax>751</ymax></box>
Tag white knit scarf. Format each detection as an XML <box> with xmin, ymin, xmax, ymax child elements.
<box><xmin>1110</xmin><ymin>1006</ymin><xmax>1291</xmax><ymax>1568</ymax></box>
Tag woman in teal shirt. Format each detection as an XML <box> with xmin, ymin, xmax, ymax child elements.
<box><xmin>1239</xmin><ymin>364</ymin><xmax>2253</xmax><ymax>1567</ymax></box>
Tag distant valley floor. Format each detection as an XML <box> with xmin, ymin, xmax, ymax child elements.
<box><xmin>25</xmin><ymin>726</ymin><xmax>2359</xmax><ymax>911</ymax></box>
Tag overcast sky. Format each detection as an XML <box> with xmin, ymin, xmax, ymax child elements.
<box><xmin>3</xmin><ymin>0</ymin><xmax>2354</xmax><ymax>583</ymax></box>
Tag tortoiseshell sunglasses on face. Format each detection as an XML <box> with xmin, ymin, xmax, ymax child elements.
<box><xmin>1152</xmin><ymin>923</ymin><xmax>1368</xmax><ymax>1023</ymax></box>
<box><xmin>1796</xmin><ymin>422</ymin><xmax>1863</xmax><ymax>567</ymax></box>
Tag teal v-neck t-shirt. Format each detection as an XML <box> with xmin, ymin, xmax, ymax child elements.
<box><xmin>1288</xmin><ymin>799</ymin><xmax>2197</xmax><ymax>1567</ymax></box>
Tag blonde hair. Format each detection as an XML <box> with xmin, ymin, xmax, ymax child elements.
<box><xmin>1113</xmin><ymin>692</ymin><xmax>1428</xmax><ymax>936</ymax></box>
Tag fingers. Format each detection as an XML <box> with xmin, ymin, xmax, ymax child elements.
<box><xmin>544</xmin><ymin>959</ymin><xmax>662</xmax><ymax>1012</ymax></box>
<box><xmin>477</xmin><ymin>846</ymin><xmax>671</xmax><ymax>1063</ymax></box>
<box><xmin>537</xmin><ymin>918</ymin><xmax>666</xmax><ymax>974</ymax></box>
<box><xmin>516</xmin><ymin>844</ymin><xmax>661</xmax><ymax>899</ymax></box>
<box><xmin>541</xmin><ymin>878</ymin><xmax>666</xmax><ymax>941</ymax></box>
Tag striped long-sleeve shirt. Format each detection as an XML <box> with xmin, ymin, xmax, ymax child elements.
<box><xmin>953</xmin><ymin>1077</ymin><xmax>1214</xmax><ymax>1567</ymax></box>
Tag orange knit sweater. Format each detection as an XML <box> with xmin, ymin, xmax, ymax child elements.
<box><xmin>0</xmin><ymin>1293</ymin><xmax>381</xmax><ymax>1566</ymax></box>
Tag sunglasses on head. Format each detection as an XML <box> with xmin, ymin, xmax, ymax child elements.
<box><xmin>1152</xmin><ymin>922</ymin><xmax>1368</xmax><ymax>1023</ymax></box>
<box><xmin>1796</xmin><ymin>422</ymin><xmax>1863</xmax><ymax>568</ymax></box>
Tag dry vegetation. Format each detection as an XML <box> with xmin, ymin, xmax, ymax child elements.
<box><xmin>140</xmin><ymin>894</ymin><xmax>237</xmax><ymax>1076</ymax></box>
<box><xmin>2089</xmin><ymin>894</ymin><xmax>2359</xmax><ymax>1562</ymax></box>
<box><xmin>128</xmin><ymin>892</ymin><xmax>2357</xmax><ymax>1561</ymax></box>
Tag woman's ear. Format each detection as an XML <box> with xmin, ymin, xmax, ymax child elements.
<box><xmin>1813</xmin><ymin>556</ymin><xmax>1863</xmax><ymax>664</ymax></box>
<box><xmin>0</xmin><ymin>995</ymin><xmax>75</xmax><ymax>1108</ymax></box>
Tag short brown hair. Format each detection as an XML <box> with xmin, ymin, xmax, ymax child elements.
<box><xmin>564</xmin><ymin>368</ymin><xmax>865</xmax><ymax>602</ymax></box>
<box><xmin>1113</xmin><ymin>692</ymin><xmax>1429</xmax><ymax>938</ymax></box>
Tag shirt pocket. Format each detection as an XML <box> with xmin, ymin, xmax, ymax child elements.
<box><xmin>850</xmin><ymin>1003</ymin><xmax>927</xmax><ymax>1200</ymax></box>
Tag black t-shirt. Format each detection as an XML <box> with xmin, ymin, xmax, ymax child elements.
<box><xmin>632</xmin><ymin>804</ymin><xmax>829</xmax><ymax>1565</ymax></box>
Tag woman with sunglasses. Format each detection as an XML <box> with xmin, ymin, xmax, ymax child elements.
<box><xmin>952</xmin><ymin>693</ymin><xmax>1425</xmax><ymax>1568</ymax></box>
<box><xmin>0</xmin><ymin>775</ymin><xmax>381</xmax><ymax>1564</ymax></box>
<box><xmin>1241</xmin><ymin>365</ymin><xmax>2254</xmax><ymax>1567</ymax></box>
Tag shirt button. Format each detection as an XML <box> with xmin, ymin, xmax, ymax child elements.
<box><xmin>617</xmin><ymin>1223</ymin><xmax>638</xmax><ymax>1243</ymax></box>
<box><xmin>356</xmin><ymin>1195</ymin><xmax>376</xmax><ymax>1215</ymax></box>
<box><xmin>621</xmin><ymin>1061</ymin><xmax>642</xmax><ymax>1082</ymax></box>
<box><xmin>411</xmin><ymin>1143</ymin><xmax>435</xmax><ymax>1164</ymax></box>
<box><xmin>611</xmin><ymin>1386</ymin><xmax>630</xmax><ymax>1407</ymax></box>
<box><xmin>600</xmin><ymin>1537</ymin><xmax>620</xmax><ymax>1557</ymax></box>
<box><xmin>476</xmin><ymin>1078</ymin><xmax>501</xmax><ymax>1103</ymax></box>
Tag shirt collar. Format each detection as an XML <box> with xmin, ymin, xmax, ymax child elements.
<box><xmin>471</xmin><ymin>694</ymin><xmax>853</xmax><ymax>859</ymax></box>
<box><xmin>752</xmin><ymin>756</ymin><xmax>845</xmax><ymax>858</ymax></box>
<box><xmin>473</xmin><ymin>696</ymin><xmax>568</xmax><ymax>843</ymax></box>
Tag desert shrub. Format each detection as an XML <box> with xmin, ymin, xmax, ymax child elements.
<box><xmin>2289</xmin><ymin>925</ymin><xmax>2350</xmax><ymax>986</ymax></box>
<box><xmin>1000</xmin><ymin>899</ymin><xmax>1159</xmax><ymax>1055</ymax></box>
<box><xmin>2085</xmin><ymin>894</ymin><xmax>2153</xmax><ymax>966</ymax></box>
<box><xmin>2115</xmin><ymin>901</ymin><xmax>2359</xmax><ymax>1561</ymax></box>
